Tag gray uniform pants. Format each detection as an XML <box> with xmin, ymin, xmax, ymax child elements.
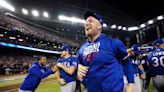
<box><xmin>60</xmin><ymin>81</ymin><xmax>76</xmax><ymax>92</ymax></box>
<box><xmin>152</xmin><ymin>75</ymin><xmax>164</xmax><ymax>92</ymax></box>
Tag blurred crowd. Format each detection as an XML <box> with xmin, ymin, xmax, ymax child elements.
<box><xmin>0</xmin><ymin>14</ymin><xmax>85</xmax><ymax>48</ymax></box>
<box><xmin>0</xmin><ymin>55</ymin><xmax>57</xmax><ymax>74</ymax></box>
<box><xmin>0</xmin><ymin>13</ymin><xmax>83</xmax><ymax>75</ymax></box>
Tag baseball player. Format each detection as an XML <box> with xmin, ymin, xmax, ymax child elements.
<box><xmin>19</xmin><ymin>56</ymin><xmax>56</xmax><ymax>92</ymax></box>
<box><xmin>126</xmin><ymin>44</ymin><xmax>146</xmax><ymax>92</ymax></box>
<box><xmin>55</xmin><ymin>45</ymin><xmax>79</xmax><ymax>92</ymax></box>
<box><xmin>147</xmin><ymin>38</ymin><xmax>164</xmax><ymax>92</ymax></box>
<box><xmin>77</xmin><ymin>11</ymin><xmax>135</xmax><ymax>92</ymax></box>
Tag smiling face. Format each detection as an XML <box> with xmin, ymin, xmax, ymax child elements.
<box><xmin>84</xmin><ymin>16</ymin><xmax>102</xmax><ymax>37</ymax></box>
<box><xmin>39</xmin><ymin>56</ymin><xmax>47</xmax><ymax>66</ymax></box>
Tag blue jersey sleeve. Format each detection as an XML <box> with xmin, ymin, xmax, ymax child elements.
<box><xmin>30</xmin><ymin>66</ymin><xmax>53</xmax><ymax>79</ymax></box>
<box><xmin>57</xmin><ymin>58</ymin><xmax>63</xmax><ymax>63</ymax></box>
<box><xmin>71</xmin><ymin>57</ymin><xmax>79</xmax><ymax>69</ymax></box>
<box><xmin>122</xmin><ymin>58</ymin><xmax>134</xmax><ymax>83</ymax></box>
<box><xmin>147</xmin><ymin>53</ymin><xmax>153</xmax><ymax>63</ymax></box>
<box><xmin>114</xmin><ymin>39</ymin><xmax>128</xmax><ymax>61</ymax></box>
<box><xmin>114</xmin><ymin>39</ymin><xmax>134</xmax><ymax>83</ymax></box>
<box><xmin>82</xmin><ymin>77</ymin><xmax>88</xmax><ymax>88</ymax></box>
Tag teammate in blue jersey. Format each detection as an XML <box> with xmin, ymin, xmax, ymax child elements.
<box><xmin>19</xmin><ymin>56</ymin><xmax>56</xmax><ymax>92</ymax></box>
<box><xmin>127</xmin><ymin>44</ymin><xmax>146</xmax><ymax>92</ymax></box>
<box><xmin>77</xmin><ymin>11</ymin><xmax>135</xmax><ymax>92</ymax></box>
<box><xmin>147</xmin><ymin>38</ymin><xmax>164</xmax><ymax>92</ymax></box>
<box><xmin>56</xmin><ymin>45</ymin><xmax>79</xmax><ymax>92</ymax></box>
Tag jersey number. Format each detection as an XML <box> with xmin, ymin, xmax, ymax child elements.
<box><xmin>152</xmin><ymin>56</ymin><xmax>164</xmax><ymax>67</ymax></box>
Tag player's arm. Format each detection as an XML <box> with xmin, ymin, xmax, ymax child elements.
<box><xmin>30</xmin><ymin>66</ymin><xmax>53</xmax><ymax>79</ymax></box>
<box><xmin>77</xmin><ymin>51</ymin><xmax>89</xmax><ymax>81</ymax></box>
<box><xmin>115</xmin><ymin>40</ymin><xmax>135</xmax><ymax>92</ymax></box>
<box><xmin>115</xmin><ymin>40</ymin><xmax>134</xmax><ymax>83</ymax></box>
<box><xmin>57</xmin><ymin>59</ymin><xmax>79</xmax><ymax>75</ymax></box>
<box><xmin>138</xmin><ymin>64</ymin><xmax>146</xmax><ymax>79</ymax></box>
<box><xmin>57</xmin><ymin>63</ymin><xmax>76</xmax><ymax>75</ymax></box>
<box><xmin>55</xmin><ymin>67</ymin><xmax>66</xmax><ymax>85</ymax></box>
<box><xmin>122</xmin><ymin>57</ymin><xmax>135</xmax><ymax>92</ymax></box>
<box><xmin>77</xmin><ymin>64</ymin><xmax>88</xmax><ymax>87</ymax></box>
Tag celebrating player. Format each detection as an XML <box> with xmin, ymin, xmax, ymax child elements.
<box><xmin>147</xmin><ymin>38</ymin><xmax>164</xmax><ymax>92</ymax></box>
<box><xmin>127</xmin><ymin>44</ymin><xmax>146</xmax><ymax>92</ymax></box>
<box><xmin>77</xmin><ymin>11</ymin><xmax>135</xmax><ymax>92</ymax></box>
<box><xmin>19</xmin><ymin>56</ymin><xmax>56</xmax><ymax>92</ymax></box>
<box><xmin>55</xmin><ymin>45</ymin><xmax>79</xmax><ymax>92</ymax></box>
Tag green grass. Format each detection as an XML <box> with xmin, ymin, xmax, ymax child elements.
<box><xmin>13</xmin><ymin>81</ymin><xmax>60</xmax><ymax>92</ymax></box>
<box><xmin>1</xmin><ymin>74</ymin><xmax>154</xmax><ymax>92</ymax></box>
<box><xmin>0</xmin><ymin>78</ymin><xmax>24</xmax><ymax>88</ymax></box>
<box><xmin>149</xmin><ymin>79</ymin><xmax>154</xmax><ymax>92</ymax></box>
<box><xmin>36</xmin><ymin>81</ymin><xmax>60</xmax><ymax>92</ymax></box>
<box><xmin>0</xmin><ymin>74</ymin><xmax>55</xmax><ymax>88</ymax></box>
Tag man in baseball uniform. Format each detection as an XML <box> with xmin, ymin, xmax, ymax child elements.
<box><xmin>77</xmin><ymin>11</ymin><xmax>135</xmax><ymax>92</ymax></box>
<box><xmin>56</xmin><ymin>45</ymin><xmax>79</xmax><ymax>92</ymax></box>
<box><xmin>147</xmin><ymin>38</ymin><xmax>164</xmax><ymax>92</ymax></box>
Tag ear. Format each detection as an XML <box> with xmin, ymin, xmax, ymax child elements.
<box><xmin>98</xmin><ymin>25</ymin><xmax>102</xmax><ymax>30</ymax></box>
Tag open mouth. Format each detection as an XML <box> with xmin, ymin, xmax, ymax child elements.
<box><xmin>85</xmin><ymin>24</ymin><xmax>92</xmax><ymax>31</ymax></box>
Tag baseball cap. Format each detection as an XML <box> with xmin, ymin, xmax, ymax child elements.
<box><xmin>83</xmin><ymin>11</ymin><xmax>104</xmax><ymax>25</ymax></box>
<box><xmin>131</xmin><ymin>44</ymin><xmax>143</xmax><ymax>54</ymax></box>
<box><xmin>151</xmin><ymin>38</ymin><xmax>164</xmax><ymax>46</ymax></box>
<box><xmin>59</xmin><ymin>45</ymin><xmax>71</xmax><ymax>52</ymax></box>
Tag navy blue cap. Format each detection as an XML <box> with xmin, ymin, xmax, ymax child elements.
<box><xmin>84</xmin><ymin>11</ymin><xmax>104</xmax><ymax>25</ymax></box>
<box><xmin>131</xmin><ymin>44</ymin><xmax>143</xmax><ymax>54</ymax></box>
<box><xmin>59</xmin><ymin>45</ymin><xmax>71</xmax><ymax>52</ymax></box>
<box><xmin>151</xmin><ymin>38</ymin><xmax>164</xmax><ymax>46</ymax></box>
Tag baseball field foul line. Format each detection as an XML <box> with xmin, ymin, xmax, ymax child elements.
<box><xmin>4</xmin><ymin>80</ymin><xmax>56</xmax><ymax>92</ymax></box>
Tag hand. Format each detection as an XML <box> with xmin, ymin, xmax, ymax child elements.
<box><xmin>77</xmin><ymin>73</ymin><xmax>83</xmax><ymax>81</ymax></box>
<box><xmin>58</xmin><ymin>78</ymin><xmax>66</xmax><ymax>85</ymax></box>
<box><xmin>52</xmin><ymin>65</ymin><xmax>58</xmax><ymax>72</ymax></box>
<box><xmin>77</xmin><ymin>64</ymin><xmax>88</xmax><ymax>80</ymax></box>
<box><xmin>57</xmin><ymin>63</ymin><xmax>63</xmax><ymax>68</ymax></box>
<box><xmin>127</xmin><ymin>49</ymin><xmax>134</xmax><ymax>56</ymax></box>
<box><xmin>125</xmin><ymin>83</ymin><xmax>135</xmax><ymax>92</ymax></box>
<box><xmin>140</xmin><ymin>74</ymin><xmax>146</xmax><ymax>79</ymax></box>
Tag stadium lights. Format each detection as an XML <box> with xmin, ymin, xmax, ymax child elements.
<box><xmin>32</xmin><ymin>10</ymin><xmax>39</xmax><ymax>17</ymax></box>
<box><xmin>0</xmin><ymin>34</ymin><xmax>4</xmax><ymax>37</ymax></box>
<box><xmin>22</xmin><ymin>8</ymin><xmax>28</xmax><ymax>15</ymax></box>
<box><xmin>103</xmin><ymin>23</ymin><xmax>107</xmax><ymax>27</ymax></box>
<box><xmin>157</xmin><ymin>15</ymin><xmax>164</xmax><ymax>20</ymax></box>
<box><xmin>148</xmin><ymin>20</ymin><xmax>153</xmax><ymax>24</ymax></box>
<box><xmin>43</xmin><ymin>12</ymin><xmax>49</xmax><ymax>18</ymax></box>
<box><xmin>9</xmin><ymin>36</ymin><xmax>16</xmax><ymax>40</ymax></box>
<box><xmin>17</xmin><ymin>35</ymin><xmax>20</xmax><ymax>37</ymax></box>
<box><xmin>4</xmin><ymin>32</ymin><xmax>7</xmax><ymax>34</ymax></box>
<box><xmin>122</xmin><ymin>27</ymin><xmax>127</xmax><ymax>30</ymax></box>
<box><xmin>0</xmin><ymin>0</ymin><xmax>15</xmax><ymax>12</ymax></box>
<box><xmin>128</xmin><ymin>26</ymin><xmax>139</xmax><ymax>31</ymax></box>
<box><xmin>18</xmin><ymin>39</ymin><xmax>23</xmax><ymax>42</ymax></box>
<box><xmin>140</xmin><ymin>24</ymin><xmax>146</xmax><ymax>28</ymax></box>
<box><xmin>111</xmin><ymin>24</ymin><xmax>116</xmax><ymax>29</ymax></box>
<box><xmin>118</xmin><ymin>26</ymin><xmax>121</xmax><ymax>29</ymax></box>
<box><xmin>58</xmin><ymin>15</ymin><xmax>86</xmax><ymax>24</ymax></box>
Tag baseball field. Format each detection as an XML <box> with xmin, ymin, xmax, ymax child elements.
<box><xmin>0</xmin><ymin>74</ymin><xmax>153</xmax><ymax>92</ymax></box>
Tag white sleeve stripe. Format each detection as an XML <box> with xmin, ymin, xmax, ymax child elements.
<box><xmin>122</xmin><ymin>54</ymin><xmax>129</xmax><ymax>61</ymax></box>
